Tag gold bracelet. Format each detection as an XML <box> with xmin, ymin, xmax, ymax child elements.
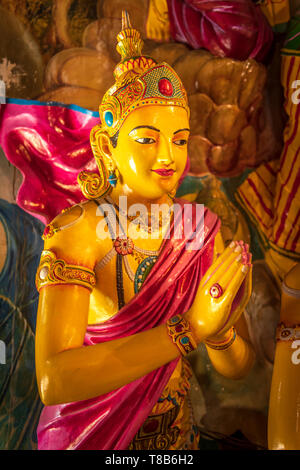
<box><xmin>276</xmin><ymin>322</ymin><xmax>300</xmax><ymax>342</ymax></box>
<box><xmin>205</xmin><ymin>327</ymin><xmax>236</xmax><ymax>351</ymax></box>
<box><xmin>36</xmin><ymin>250</ymin><xmax>96</xmax><ymax>292</ymax></box>
<box><xmin>167</xmin><ymin>314</ymin><xmax>197</xmax><ymax>356</ymax></box>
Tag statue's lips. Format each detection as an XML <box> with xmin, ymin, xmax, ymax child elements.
<box><xmin>151</xmin><ymin>169</ymin><xmax>175</xmax><ymax>177</ymax></box>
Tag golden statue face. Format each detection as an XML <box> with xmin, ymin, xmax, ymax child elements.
<box><xmin>105</xmin><ymin>105</ymin><xmax>190</xmax><ymax>200</ymax></box>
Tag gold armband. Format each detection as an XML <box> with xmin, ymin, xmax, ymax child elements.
<box><xmin>166</xmin><ymin>314</ymin><xmax>197</xmax><ymax>355</ymax></box>
<box><xmin>205</xmin><ymin>327</ymin><xmax>236</xmax><ymax>351</ymax></box>
<box><xmin>36</xmin><ymin>250</ymin><xmax>96</xmax><ymax>292</ymax></box>
<box><xmin>276</xmin><ymin>323</ymin><xmax>300</xmax><ymax>342</ymax></box>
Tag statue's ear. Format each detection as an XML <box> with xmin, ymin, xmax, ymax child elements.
<box><xmin>96</xmin><ymin>132</ymin><xmax>113</xmax><ymax>160</ymax></box>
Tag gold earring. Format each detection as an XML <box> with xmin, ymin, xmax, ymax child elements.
<box><xmin>77</xmin><ymin>170</ymin><xmax>111</xmax><ymax>199</ymax></box>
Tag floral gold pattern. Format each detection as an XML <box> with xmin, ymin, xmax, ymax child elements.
<box><xmin>113</xmin><ymin>237</ymin><xmax>134</xmax><ymax>256</ymax></box>
<box><xmin>36</xmin><ymin>250</ymin><xmax>96</xmax><ymax>292</ymax></box>
<box><xmin>167</xmin><ymin>315</ymin><xmax>197</xmax><ymax>356</ymax></box>
<box><xmin>77</xmin><ymin>169</ymin><xmax>111</xmax><ymax>200</ymax></box>
<box><xmin>276</xmin><ymin>323</ymin><xmax>300</xmax><ymax>342</ymax></box>
<box><xmin>42</xmin><ymin>223</ymin><xmax>58</xmax><ymax>241</ymax></box>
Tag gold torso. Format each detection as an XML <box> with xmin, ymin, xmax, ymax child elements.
<box><xmin>42</xmin><ymin>199</ymin><xmax>169</xmax><ymax>325</ymax></box>
<box><xmin>42</xmin><ymin>198</ymin><xmax>223</xmax><ymax>325</ymax></box>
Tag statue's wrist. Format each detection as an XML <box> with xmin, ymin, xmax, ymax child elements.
<box><xmin>166</xmin><ymin>314</ymin><xmax>198</xmax><ymax>355</ymax></box>
<box><xmin>183</xmin><ymin>309</ymin><xmax>204</xmax><ymax>344</ymax></box>
<box><xmin>205</xmin><ymin>327</ymin><xmax>237</xmax><ymax>351</ymax></box>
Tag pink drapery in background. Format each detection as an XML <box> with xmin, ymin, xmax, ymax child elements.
<box><xmin>0</xmin><ymin>99</ymin><xmax>99</xmax><ymax>225</ymax></box>
<box><xmin>167</xmin><ymin>0</ymin><xmax>273</xmax><ymax>61</ymax></box>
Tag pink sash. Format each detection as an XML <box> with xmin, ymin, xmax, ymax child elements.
<box><xmin>37</xmin><ymin>202</ymin><xmax>220</xmax><ymax>450</ymax></box>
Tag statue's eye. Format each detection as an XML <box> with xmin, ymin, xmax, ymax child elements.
<box><xmin>135</xmin><ymin>137</ymin><xmax>155</xmax><ymax>144</ymax></box>
<box><xmin>174</xmin><ymin>139</ymin><xmax>187</xmax><ymax>146</ymax></box>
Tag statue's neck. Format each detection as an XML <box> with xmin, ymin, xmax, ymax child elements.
<box><xmin>109</xmin><ymin>185</ymin><xmax>173</xmax><ymax>214</ymax></box>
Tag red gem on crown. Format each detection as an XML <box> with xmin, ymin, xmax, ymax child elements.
<box><xmin>158</xmin><ymin>78</ymin><xmax>173</xmax><ymax>97</ymax></box>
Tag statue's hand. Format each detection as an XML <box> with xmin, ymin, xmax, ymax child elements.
<box><xmin>146</xmin><ymin>0</ymin><xmax>170</xmax><ymax>42</ymax></box>
<box><xmin>186</xmin><ymin>241</ymin><xmax>252</xmax><ymax>343</ymax></box>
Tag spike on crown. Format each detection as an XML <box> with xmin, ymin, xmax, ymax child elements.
<box><xmin>116</xmin><ymin>11</ymin><xmax>143</xmax><ymax>61</ymax></box>
<box><xmin>97</xmin><ymin>11</ymin><xmax>189</xmax><ymax>138</ymax></box>
<box><xmin>114</xmin><ymin>10</ymin><xmax>155</xmax><ymax>80</ymax></box>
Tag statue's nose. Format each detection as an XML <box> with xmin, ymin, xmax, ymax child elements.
<box><xmin>156</xmin><ymin>136</ymin><xmax>174</xmax><ymax>165</ymax></box>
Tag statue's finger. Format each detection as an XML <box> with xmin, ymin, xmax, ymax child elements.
<box><xmin>201</xmin><ymin>240</ymin><xmax>242</xmax><ymax>288</ymax></box>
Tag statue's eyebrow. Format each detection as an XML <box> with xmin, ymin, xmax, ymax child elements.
<box><xmin>129</xmin><ymin>125</ymin><xmax>160</xmax><ymax>134</ymax></box>
<box><xmin>173</xmin><ymin>128</ymin><xmax>190</xmax><ymax>135</ymax></box>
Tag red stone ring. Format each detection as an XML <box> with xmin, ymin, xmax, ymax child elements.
<box><xmin>210</xmin><ymin>283</ymin><xmax>223</xmax><ymax>299</ymax></box>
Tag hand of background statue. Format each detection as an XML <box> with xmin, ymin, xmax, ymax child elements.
<box><xmin>186</xmin><ymin>241</ymin><xmax>252</xmax><ymax>343</ymax></box>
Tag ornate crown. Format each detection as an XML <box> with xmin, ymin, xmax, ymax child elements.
<box><xmin>98</xmin><ymin>10</ymin><xmax>189</xmax><ymax>137</ymax></box>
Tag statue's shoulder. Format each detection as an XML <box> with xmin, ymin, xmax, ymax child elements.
<box><xmin>45</xmin><ymin>200</ymin><xmax>98</xmax><ymax>234</ymax></box>
<box><xmin>42</xmin><ymin>200</ymin><xmax>101</xmax><ymax>266</ymax></box>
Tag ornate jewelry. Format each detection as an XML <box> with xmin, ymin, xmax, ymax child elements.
<box><xmin>167</xmin><ymin>315</ymin><xmax>197</xmax><ymax>356</ymax></box>
<box><xmin>78</xmin><ymin>170</ymin><xmax>111</xmax><ymax>200</ymax></box>
<box><xmin>42</xmin><ymin>223</ymin><xmax>59</xmax><ymax>241</ymax></box>
<box><xmin>94</xmin><ymin>196</ymin><xmax>161</xmax><ymax>296</ymax></box>
<box><xmin>205</xmin><ymin>327</ymin><xmax>237</xmax><ymax>351</ymax></box>
<box><xmin>276</xmin><ymin>323</ymin><xmax>300</xmax><ymax>342</ymax></box>
<box><xmin>108</xmin><ymin>195</ymin><xmax>174</xmax><ymax>235</ymax></box>
<box><xmin>113</xmin><ymin>237</ymin><xmax>134</xmax><ymax>256</ymax></box>
<box><xmin>134</xmin><ymin>256</ymin><xmax>157</xmax><ymax>293</ymax></box>
<box><xmin>42</xmin><ymin>205</ymin><xmax>84</xmax><ymax>240</ymax></box>
<box><xmin>36</xmin><ymin>250</ymin><xmax>96</xmax><ymax>292</ymax></box>
<box><xmin>209</xmin><ymin>283</ymin><xmax>223</xmax><ymax>299</ymax></box>
<box><xmin>108</xmin><ymin>169</ymin><xmax>118</xmax><ymax>188</ymax></box>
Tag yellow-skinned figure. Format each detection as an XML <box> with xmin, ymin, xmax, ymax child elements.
<box><xmin>35</xmin><ymin>12</ymin><xmax>254</xmax><ymax>450</ymax></box>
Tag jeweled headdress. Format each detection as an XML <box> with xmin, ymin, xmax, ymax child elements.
<box><xmin>79</xmin><ymin>11</ymin><xmax>189</xmax><ymax>199</ymax></box>
<box><xmin>99</xmin><ymin>11</ymin><xmax>189</xmax><ymax>138</ymax></box>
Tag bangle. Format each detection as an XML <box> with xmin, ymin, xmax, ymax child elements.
<box><xmin>36</xmin><ymin>250</ymin><xmax>96</xmax><ymax>292</ymax></box>
<box><xmin>276</xmin><ymin>322</ymin><xmax>300</xmax><ymax>342</ymax></box>
<box><xmin>205</xmin><ymin>327</ymin><xmax>236</xmax><ymax>351</ymax></box>
<box><xmin>166</xmin><ymin>314</ymin><xmax>197</xmax><ymax>356</ymax></box>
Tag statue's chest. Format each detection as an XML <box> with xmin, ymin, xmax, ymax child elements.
<box><xmin>88</xmin><ymin>235</ymin><xmax>162</xmax><ymax>324</ymax></box>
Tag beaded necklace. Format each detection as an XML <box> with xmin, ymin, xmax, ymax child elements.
<box><xmin>94</xmin><ymin>197</ymin><xmax>167</xmax><ymax>308</ymax></box>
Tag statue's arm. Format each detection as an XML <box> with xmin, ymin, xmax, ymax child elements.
<box><xmin>35</xmin><ymin>283</ymin><xmax>184</xmax><ymax>406</ymax></box>
<box><xmin>206</xmin><ymin>232</ymin><xmax>255</xmax><ymax>379</ymax></box>
<box><xmin>187</xmin><ymin>232</ymin><xmax>255</xmax><ymax>379</ymax></box>
<box><xmin>35</xmin><ymin>205</ymin><xmax>188</xmax><ymax>406</ymax></box>
<box><xmin>268</xmin><ymin>264</ymin><xmax>300</xmax><ymax>450</ymax></box>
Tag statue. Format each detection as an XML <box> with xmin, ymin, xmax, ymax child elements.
<box><xmin>268</xmin><ymin>263</ymin><xmax>300</xmax><ymax>449</ymax></box>
<box><xmin>34</xmin><ymin>12</ymin><xmax>254</xmax><ymax>450</ymax></box>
